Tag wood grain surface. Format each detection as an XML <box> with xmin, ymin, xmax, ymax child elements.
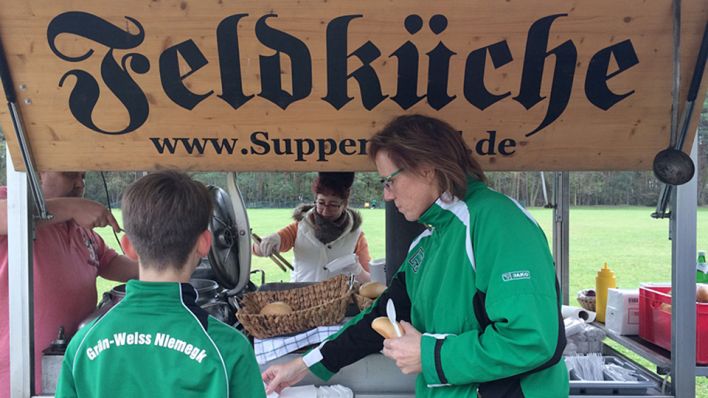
<box><xmin>0</xmin><ymin>0</ymin><xmax>705</xmax><ymax>172</ymax></box>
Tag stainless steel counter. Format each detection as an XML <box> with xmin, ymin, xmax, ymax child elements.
<box><xmin>261</xmin><ymin>352</ymin><xmax>417</xmax><ymax>396</ymax></box>
<box><xmin>261</xmin><ymin>350</ymin><xmax>674</xmax><ymax>397</ymax></box>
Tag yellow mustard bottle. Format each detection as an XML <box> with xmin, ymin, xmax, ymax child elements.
<box><xmin>595</xmin><ymin>262</ymin><xmax>617</xmax><ymax>323</ymax></box>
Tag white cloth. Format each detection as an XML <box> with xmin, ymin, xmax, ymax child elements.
<box><xmin>324</xmin><ymin>254</ymin><xmax>363</xmax><ymax>276</ymax></box>
<box><xmin>278</xmin><ymin>386</ymin><xmax>318</xmax><ymax>398</ymax></box>
<box><xmin>277</xmin><ymin>385</ymin><xmax>353</xmax><ymax>398</ymax></box>
<box><xmin>290</xmin><ymin>208</ymin><xmax>361</xmax><ymax>282</ymax></box>
<box><xmin>254</xmin><ymin>325</ymin><xmax>341</xmax><ymax>365</ymax></box>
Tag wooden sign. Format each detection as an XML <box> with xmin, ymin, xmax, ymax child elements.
<box><xmin>0</xmin><ymin>0</ymin><xmax>706</xmax><ymax>171</ymax></box>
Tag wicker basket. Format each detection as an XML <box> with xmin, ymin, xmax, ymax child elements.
<box><xmin>576</xmin><ymin>289</ymin><xmax>597</xmax><ymax>312</ymax></box>
<box><xmin>353</xmin><ymin>294</ymin><xmax>374</xmax><ymax>312</ymax></box>
<box><xmin>237</xmin><ymin>275</ymin><xmax>352</xmax><ymax>338</ymax></box>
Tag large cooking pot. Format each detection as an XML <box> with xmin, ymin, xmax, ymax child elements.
<box><xmin>189</xmin><ymin>278</ymin><xmax>221</xmax><ymax>305</ymax></box>
<box><xmin>78</xmin><ymin>279</ymin><xmax>225</xmax><ymax>330</ymax></box>
<box><xmin>106</xmin><ymin>278</ymin><xmax>220</xmax><ymax>305</ymax></box>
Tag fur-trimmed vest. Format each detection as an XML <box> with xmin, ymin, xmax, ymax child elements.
<box><xmin>290</xmin><ymin>204</ymin><xmax>363</xmax><ymax>282</ymax></box>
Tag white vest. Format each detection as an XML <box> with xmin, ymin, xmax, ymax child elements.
<box><xmin>290</xmin><ymin>208</ymin><xmax>361</xmax><ymax>282</ymax></box>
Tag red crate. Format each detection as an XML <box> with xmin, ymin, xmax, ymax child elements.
<box><xmin>639</xmin><ymin>285</ymin><xmax>708</xmax><ymax>364</ymax></box>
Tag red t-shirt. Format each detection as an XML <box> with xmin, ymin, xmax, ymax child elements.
<box><xmin>0</xmin><ymin>187</ymin><xmax>118</xmax><ymax>396</ymax></box>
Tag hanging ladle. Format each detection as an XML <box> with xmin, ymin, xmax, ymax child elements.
<box><xmin>653</xmin><ymin>21</ymin><xmax>707</xmax><ymax>185</ymax></box>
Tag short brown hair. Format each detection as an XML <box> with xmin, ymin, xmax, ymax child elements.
<box><xmin>122</xmin><ymin>170</ymin><xmax>212</xmax><ymax>271</ymax></box>
<box><xmin>369</xmin><ymin>114</ymin><xmax>486</xmax><ymax>199</ymax></box>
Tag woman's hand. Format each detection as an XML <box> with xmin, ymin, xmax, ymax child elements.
<box><xmin>261</xmin><ymin>357</ymin><xmax>309</xmax><ymax>394</ymax></box>
<box><xmin>259</xmin><ymin>233</ymin><xmax>281</xmax><ymax>256</ymax></box>
<box><xmin>382</xmin><ymin>321</ymin><xmax>423</xmax><ymax>374</ymax></box>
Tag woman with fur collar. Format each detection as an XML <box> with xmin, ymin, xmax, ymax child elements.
<box><xmin>252</xmin><ymin>172</ymin><xmax>372</xmax><ymax>283</ymax></box>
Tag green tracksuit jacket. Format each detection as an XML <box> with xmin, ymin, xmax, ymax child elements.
<box><xmin>305</xmin><ymin>179</ymin><xmax>569</xmax><ymax>397</ymax></box>
<box><xmin>56</xmin><ymin>280</ymin><xmax>266</xmax><ymax>398</ymax></box>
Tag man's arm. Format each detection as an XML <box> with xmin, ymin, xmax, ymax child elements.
<box><xmin>0</xmin><ymin>197</ymin><xmax>120</xmax><ymax>235</ymax></box>
<box><xmin>98</xmin><ymin>255</ymin><xmax>139</xmax><ymax>282</ymax></box>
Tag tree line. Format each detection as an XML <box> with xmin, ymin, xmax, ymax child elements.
<box><xmin>78</xmin><ymin>133</ymin><xmax>708</xmax><ymax>209</ymax></box>
<box><xmin>0</xmin><ymin>104</ymin><xmax>706</xmax><ymax>208</ymax></box>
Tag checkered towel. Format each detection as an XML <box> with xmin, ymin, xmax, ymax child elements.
<box><xmin>254</xmin><ymin>325</ymin><xmax>342</xmax><ymax>365</ymax></box>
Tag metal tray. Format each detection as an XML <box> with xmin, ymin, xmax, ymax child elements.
<box><xmin>569</xmin><ymin>355</ymin><xmax>657</xmax><ymax>395</ymax></box>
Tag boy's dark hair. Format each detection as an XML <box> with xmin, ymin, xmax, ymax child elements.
<box><xmin>369</xmin><ymin>114</ymin><xmax>486</xmax><ymax>199</ymax></box>
<box><xmin>122</xmin><ymin>170</ymin><xmax>212</xmax><ymax>270</ymax></box>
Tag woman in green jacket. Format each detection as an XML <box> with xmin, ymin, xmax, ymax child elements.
<box><xmin>262</xmin><ymin>115</ymin><xmax>569</xmax><ymax>398</ymax></box>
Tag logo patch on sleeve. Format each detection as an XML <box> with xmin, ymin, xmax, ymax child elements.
<box><xmin>408</xmin><ymin>248</ymin><xmax>424</xmax><ymax>273</ymax></box>
<box><xmin>502</xmin><ymin>270</ymin><xmax>531</xmax><ymax>282</ymax></box>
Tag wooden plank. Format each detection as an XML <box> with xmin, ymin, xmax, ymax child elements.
<box><xmin>0</xmin><ymin>0</ymin><xmax>706</xmax><ymax>171</ymax></box>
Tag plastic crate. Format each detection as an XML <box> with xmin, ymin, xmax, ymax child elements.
<box><xmin>639</xmin><ymin>285</ymin><xmax>708</xmax><ymax>364</ymax></box>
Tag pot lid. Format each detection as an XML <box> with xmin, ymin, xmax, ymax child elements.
<box><xmin>207</xmin><ymin>173</ymin><xmax>251</xmax><ymax>294</ymax></box>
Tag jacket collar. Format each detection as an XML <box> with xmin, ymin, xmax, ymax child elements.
<box><xmin>418</xmin><ymin>178</ymin><xmax>486</xmax><ymax>229</ymax></box>
<box><xmin>125</xmin><ymin>279</ymin><xmax>198</xmax><ymax>306</ymax></box>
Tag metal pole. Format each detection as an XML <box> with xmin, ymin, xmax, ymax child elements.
<box><xmin>540</xmin><ymin>172</ymin><xmax>550</xmax><ymax>207</ymax></box>
<box><xmin>670</xmin><ymin>137</ymin><xmax>697</xmax><ymax>397</ymax></box>
<box><xmin>669</xmin><ymin>0</ymin><xmax>681</xmax><ymax>147</ymax></box>
<box><xmin>0</xmin><ymin>33</ymin><xmax>49</xmax><ymax>220</ymax></box>
<box><xmin>7</xmin><ymin>146</ymin><xmax>35</xmax><ymax>397</ymax></box>
<box><xmin>653</xmin><ymin>21</ymin><xmax>707</xmax><ymax>217</ymax></box>
<box><xmin>552</xmin><ymin>172</ymin><xmax>570</xmax><ymax>305</ymax></box>
<box><xmin>654</xmin><ymin>184</ymin><xmax>673</xmax><ymax>219</ymax></box>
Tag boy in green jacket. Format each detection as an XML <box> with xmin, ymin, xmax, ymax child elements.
<box><xmin>56</xmin><ymin>171</ymin><xmax>265</xmax><ymax>398</ymax></box>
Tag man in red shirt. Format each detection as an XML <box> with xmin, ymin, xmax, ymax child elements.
<box><xmin>0</xmin><ymin>172</ymin><xmax>138</xmax><ymax>396</ymax></box>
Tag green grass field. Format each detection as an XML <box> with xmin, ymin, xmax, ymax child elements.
<box><xmin>94</xmin><ymin>206</ymin><xmax>708</xmax><ymax>395</ymax></box>
<box><xmin>97</xmin><ymin>206</ymin><xmax>707</xmax><ymax>294</ymax></box>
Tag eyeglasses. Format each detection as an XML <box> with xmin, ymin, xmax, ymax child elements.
<box><xmin>315</xmin><ymin>200</ymin><xmax>343</xmax><ymax>209</ymax></box>
<box><xmin>380</xmin><ymin>168</ymin><xmax>403</xmax><ymax>191</ymax></box>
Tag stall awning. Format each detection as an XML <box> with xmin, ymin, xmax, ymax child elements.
<box><xmin>0</xmin><ymin>0</ymin><xmax>706</xmax><ymax>172</ymax></box>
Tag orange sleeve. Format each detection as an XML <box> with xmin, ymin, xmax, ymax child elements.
<box><xmin>276</xmin><ymin>222</ymin><xmax>299</xmax><ymax>252</ymax></box>
<box><xmin>355</xmin><ymin>232</ymin><xmax>371</xmax><ymax>272</ymax></box>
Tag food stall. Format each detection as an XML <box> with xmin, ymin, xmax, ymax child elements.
<box><xmin>0</xmin><ymin>0</ymin><xmax>706</xmax><ymax>397</ymax></box>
